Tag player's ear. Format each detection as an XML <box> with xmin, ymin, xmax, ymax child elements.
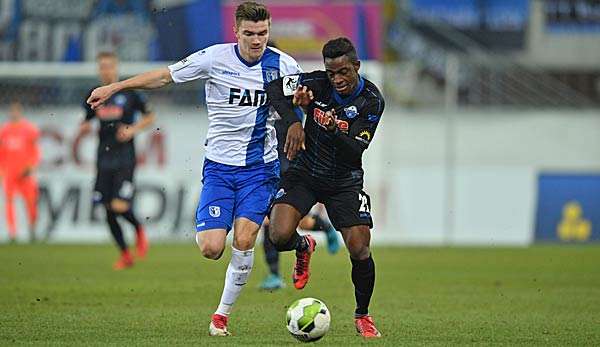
<box><xmin>233</xmin><ymin>24</ymin><xmax>239</xmax><ymax>38</ymax></box>
<box><xmin>353</xmin><ymin>60</ymin><xmax>361</xmax><ymax>73</ymax></box>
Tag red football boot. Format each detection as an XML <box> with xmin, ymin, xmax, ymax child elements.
<box><xmin>113</xmin><ymin>250</ymin><xmax>134</xmax><ymax>270</ymax></box>
<box><xmin>355</xmin><ymin>315</ymin><xmax>382</xmax><ymax>338</ymax></box>
<box><xmin>209</xmin><ymin>313</ymin><xmax>230</xmax><ymax>336</ymax></box>
<box><xmin>292</xmin><ymin>235</ymin><xmax>316</xmax><ymax>290</ymax></box>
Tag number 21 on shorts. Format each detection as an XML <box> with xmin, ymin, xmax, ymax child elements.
<box><xmin>358</xmin><ymin>191</ymin><xmax>371</xmax><ymax>215</ymax></box>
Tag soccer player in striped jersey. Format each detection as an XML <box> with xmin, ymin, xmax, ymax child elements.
<box><xmin>86</xmin><ymin>2</ymin><xmax>303</xmax><ymax>337</ymax></box>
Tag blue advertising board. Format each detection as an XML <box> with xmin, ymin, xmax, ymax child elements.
<box><xmin>535</xmin><ymin>173</ymin><xmax>600</xmax><ymax>242</ymax></box>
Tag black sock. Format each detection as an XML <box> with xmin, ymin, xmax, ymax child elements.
<box><xmin>351</xmin><ymin>255</ymin><xmax>375</xmax><ymax>317</ymax></box>
<box><xmin>294</xmin><ymin>233</ymin><xmax>309</xmax><ymax>253</ymax></box>
<box><xmin>263</xmin><ymin>225</ymin><xmax>280</xmax><ymax>276</ymax></box>
<box><xmin>106</xmin><ymin>208</ymin><xmax>127</xmax><ymax>252</ymax></box>
<box><xmin>120</xmin><ymin>209</ymin><xmax>141</xmax><ymax>230</ymax></box>
<box><xmin>272</xmin><ymin>231</ymin><xmax>308</xmax><ymax>253</ymax></box>
<box><xmin>311</xmin><ymin>215</ymin><xmax>334</xmax><ymax>233</ymax></box>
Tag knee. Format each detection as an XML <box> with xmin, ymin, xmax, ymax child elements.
<box><xmin>234</xmin><ymin>233</ymin><xmax>255</xmax><ymax>251</ymax></box>
<box><xmin>199</xmin><ymin>243</ymin><xmax>224</xmax><ymax>260</ymax></box>
<box><xmin>268</xmin><ymin>225</ymin><xmax>290</xmax><ymax>248</ymax></box>
<box><xmin>345</xmin><ymin>233</ymin><xmax>371</xmax><ymax>260</ymax></box>
<box><xmin>196</xmin><ymin>235</ymin><xmax>224</xmax><ymax>260</ymax></box>
<box><xmin>110</xmin><ymin>199</ymin><xmax>129</xmax><ymax>214</ymax></box>
<box><xmin>347</xmin><ymin>242</ymin><xmax>370</xmax><ymax>260</ymax></box>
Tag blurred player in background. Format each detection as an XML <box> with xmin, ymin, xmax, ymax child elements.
<box><xmin>78</xmin><ymin>51</ymin><xmax>155</xmax><ymax>270</ymax></box>
<box><xmin>0</xmin><ymin>101</ymin><xmax>40</xmax><ymax>243</ymax></box>
<box><xmin>259</xmin><ymin>41</ymin><xmax>340</xmax><ymax>291</ymax></box>
<box><xmin>86</xmin><ymin>2</ymin><xmax>303</xmax><ymax>336</ymax></box>
<box><xmin>267</xmin><ymin>37</ymin><xmax>385</xmax><ymax>338</ymax></box>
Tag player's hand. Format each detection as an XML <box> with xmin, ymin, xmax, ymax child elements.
<box><xmin>284</xmin><ymin>122</ymin><xmax>305</xmax><ymax>161</ymax></box>
<box><xmin>324</xmin><ymin>109</ymin><xmax>337</xmax><ymax>132</ymax></box>
<box><xmin>117</xmin><ymin>124</ymin><xmax>136</xmax><ymax>142</ymax></box>
<box><xmin>292</xmin><ymin>85</ymin><xmax>314</xmax><ymax>107</ymax></box>
<box><xmin>87</xmin><ymin>84</ymin><xmax>117</xmax><ymax>110</ymax></box>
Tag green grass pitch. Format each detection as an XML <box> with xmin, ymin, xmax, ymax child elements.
<box><xmin>1</xmin><ymin>244</ymin><xmax>599</xmax><ymax>345</ymax></box>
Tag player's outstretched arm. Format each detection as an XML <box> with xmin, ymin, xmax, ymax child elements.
<box><xmin>266</xmin><ymin>77</ymin><xmax>307</xmax><ymax>160</ymax></box>
<box><xmin>87</xmin><ymin>68</ymin><xmax>173</xmax><ymax>110</ymax></box>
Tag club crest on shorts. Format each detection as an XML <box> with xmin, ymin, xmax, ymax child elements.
<box><xmin>209</xmin><ymin>205</ymin><xmax>221</xmax><ymax>218</ymax></box>
<box><xmin>275</xmin><ymin>188</ymin><xmax>286</xmax><ymax>199</ymax></box>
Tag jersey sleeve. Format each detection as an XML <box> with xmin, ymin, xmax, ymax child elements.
<box><xmin>168</xmin><ymin>47</ymin><xmax>214</xmax><ymax>83</ymax></box>
<box><xmin>279</xmin><ymin>52</ymin><xmax>303</xmax><ymax>76</ymax></box>
<box><xmin>297</xmin><ymin>70</ymin><xmax>329</xmax><ymax>100</ymax></box>
<box><xmin>266</xmin><ymin>72</ymin><xmax>307</xmax><ymax>126</ymax></box>
<box><xmin>83</xmin><ymin>90</ymin><xmax>95</xmax><ymax>121</ymax></box>
<box><xmin>333</xmin><ymin>96</ymin><xmax>385</xmax><ymax>156</ymax></box>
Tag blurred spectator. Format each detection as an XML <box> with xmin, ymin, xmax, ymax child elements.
<box><xmin>0</xmin><ymin>101</ymin><xmax>41</xmax><ymax>243</ymax></box>
<box><xmin>0</xmin><ymin>0</ymin><xmax>21</xmax><ymax>60</ymax></box>
<box><xmin>91</xmin><ymin>0</ymin><xmax>149</xmax><ymax>19</ymax></box>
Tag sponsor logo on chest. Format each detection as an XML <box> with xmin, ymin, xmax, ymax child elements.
<box><xmin>313</xmin><ymin>107</ymin><xmax>349</xmax><ymax>132</ymax></box>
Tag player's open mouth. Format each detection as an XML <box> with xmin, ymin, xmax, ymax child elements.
<box><xmin>335</xmin><ymin>85</ymin><xmax>349</xmax><ymax>93</ymax></box>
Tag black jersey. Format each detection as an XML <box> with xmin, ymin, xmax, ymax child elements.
<box><xmin>267</xmin><ymin>71</ymin><xmax>384</xmax><ymax>180</ymax></box>
<box><xmin>83</xmin><ymin>89</ymin><xmax>151</xmax><ymax>169</ymax></box>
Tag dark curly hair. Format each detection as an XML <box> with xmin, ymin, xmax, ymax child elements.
<box><xmin>322</xmin><ymin>37</ymin><xmax>358</xmax><ymax>63</ymax></box>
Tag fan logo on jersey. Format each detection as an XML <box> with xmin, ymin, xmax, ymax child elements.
<box><xmin>344</xmin><ymin>105</ymin><xmax>358</xmax><ymax>119</ymax></box>
<box><xmin>209</xmin><ymin>206</ymin><xmax>221</xmax><ymax>218</ymax></box>
<box><xmin>283</xmin><ymin>75</ymin><xmax>300</xmax><ymax>96</ymax></box>
<box><xmin>264</xmin><ymin>69</ymin><xmax>280</xmax><ymax>83</ymax></box>
<box><xmin>229</xmin><ymin>88</ymin><xmax>268</xmax><ymax>107</ymax></box>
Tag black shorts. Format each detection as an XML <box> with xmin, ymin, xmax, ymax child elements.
<box><xmin>272</xmin><ymin>167</ymin><xmax>373</xmax><ymax>229</ymax></box>
<box><xmin>93</xmin><ymin>166</ymin><xmax>135</xmax><ymax>204</ymax></box>
<box><xmin>278</xmin><ymin>152</ymin><xmax>291</xmax><ymax>175</ymax></box>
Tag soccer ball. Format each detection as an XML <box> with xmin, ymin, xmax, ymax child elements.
<box><xmin>286</xmin><ymin>297</ymin><xmax>331</xmax><ymax>342</ymax></box>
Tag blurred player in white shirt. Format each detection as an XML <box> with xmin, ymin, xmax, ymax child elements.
<box><xmin>86</xmin><ymin>1</ymin><xmax>303</xmax><ymax>337</ymax></box>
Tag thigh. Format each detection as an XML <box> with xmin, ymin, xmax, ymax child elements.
<box><xmin>232</xmin><ymin>217</ymin><xmax>261</xmax><ymax>250</ymax></box>
<box><xmin>340</xmin><ymin>225</ymin><xmax>372</xmax><ymax>259</ymax></box>
<box><xmin>17</xmin><ymin>176</ymin><xmax>38</xmax><ymax>200</ymax></box>
<box><xmin>93</xmin><ymin>168</ymin><xmax>114</xmax><ymax>204</ymax></box>
<box><xmin>272</xmin><ymin>168</ymin><xmax>317</xmax><ymax>218</ymax></box>
<box><xmin>111</xmin><ymin>166</ymin><xmax>135</xmax><ymax>203</ymax></box>
<box><xmin>2</xmin><ymin>177</ymin><xmax>16</xmax><ymax>199</ymax></box>
<box><xmin>234</xmin><ymin>160</ymin><xmax>280</xmax><ymax>226</ymax></box>
<box><xmin>196</xmin><ymin>161</ymin><xmax>235</xmax><ymax>232</ymax></box>
<box><xmin>323</xmin><ymin>188</ymin><xmax>373</xmax><ymax>230</ymax></box>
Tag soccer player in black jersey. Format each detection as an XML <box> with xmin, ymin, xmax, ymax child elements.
<box><xmin>259</xmin><ymin>108</ymin><xmax>340</xmax><ymax>290</ymax></box>
<box><xmin>266</xmin><ymin>37</ymin><xmax>384</xmax><ymax>338</ymax></box>
<box><xmin>78</xmin><ymin>52</ymin><xmax>156</xmax><ymax>270</ymax></box>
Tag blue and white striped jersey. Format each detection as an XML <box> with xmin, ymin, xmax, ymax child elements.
<box><xmin>168</xmin><ymin>43</ymin><xmax>302</xmax><ymax>166</ymax></box>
